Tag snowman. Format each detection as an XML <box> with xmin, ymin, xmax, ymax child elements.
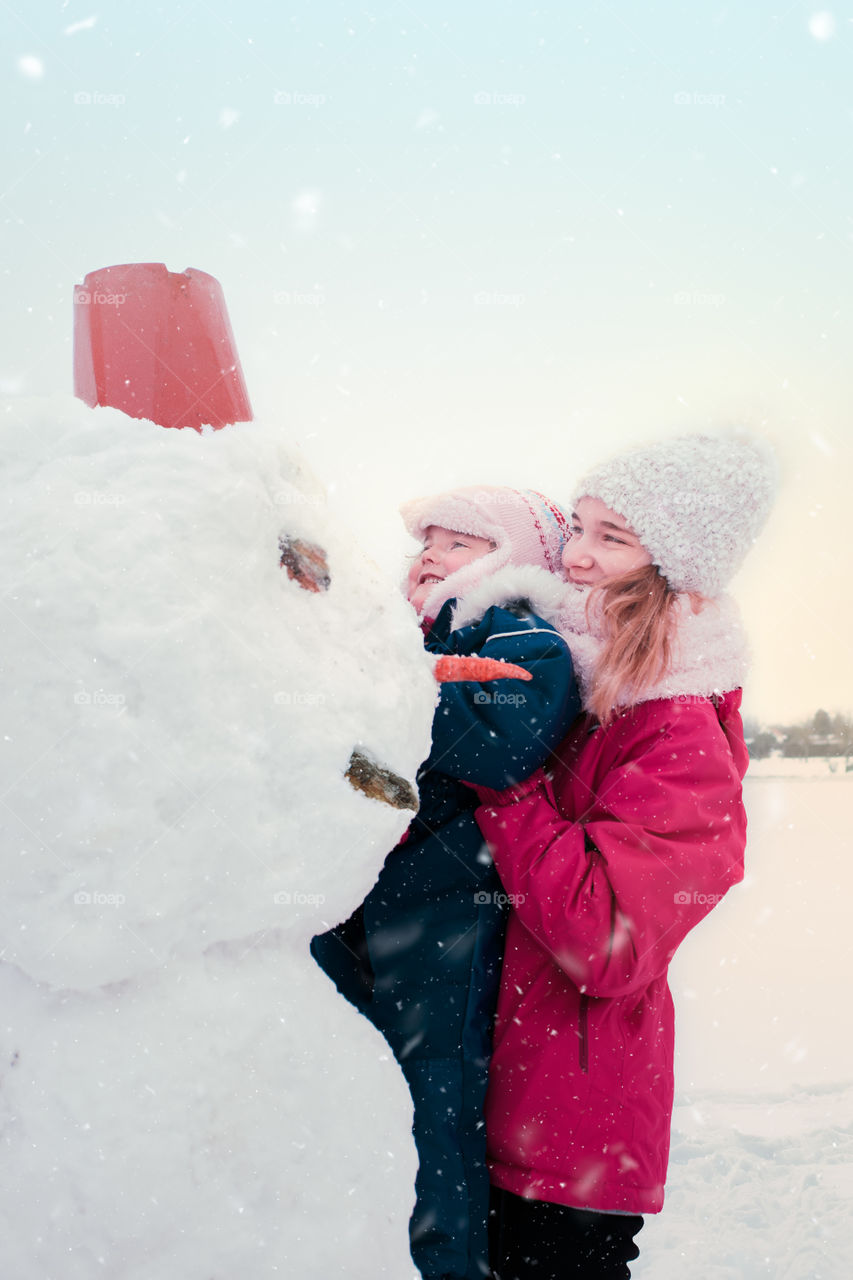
<box><xmin>0</xmin><ymin>265</ymin><xmax>438</xmax><ymax>1278</ymax></box>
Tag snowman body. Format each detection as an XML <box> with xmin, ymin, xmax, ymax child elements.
<box><xmin>0</xmin><ymin>395</ymin><xmax>434</xmax><ymax>1277</ymax></box>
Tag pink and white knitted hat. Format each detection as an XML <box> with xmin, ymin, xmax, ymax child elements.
<box><xmin>572</xmin><ymin>431</ymin><xmax>778</xmax><ymax>597</ymax></box>
<box><xmin>400</xmin><ymin>485</ymin><xmax>571</xmax><ymax>620</ymax></box>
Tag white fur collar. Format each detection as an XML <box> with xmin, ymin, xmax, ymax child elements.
<box><xmin>448</xmin><ymin>565</ymin><xmax>751</xmax><ymax>707</ymax></box>
<box><xmin>557</xmin><ymin>586</ymin><xmax>751</xmax><ymax>707</ymax></box>
<box><xmin>450</xmin><ymin>564</ymin><xmax>568</xmax><ymax>631</ymax></box>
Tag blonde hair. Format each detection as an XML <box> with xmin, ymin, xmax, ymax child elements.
<box><xmin>585</xmin><ymin>565</ymin><xmax>683</xmax><ymax>724</ymax></box>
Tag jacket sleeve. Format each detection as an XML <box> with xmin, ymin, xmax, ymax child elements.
<box><xmin>424</xmin><ymin>607</ymin><xmax>580</xmax><ymax>790</ymax></box>
<box><xmin>475</xmin><ymin>703</ymin><xmax>746</xmax><ymax>998</ymax></box>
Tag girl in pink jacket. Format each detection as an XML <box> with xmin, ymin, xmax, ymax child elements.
<box><xmin>473</xmin><ymin>433</ymin><xmax>776</xmax><ymax>1279</ymax></box>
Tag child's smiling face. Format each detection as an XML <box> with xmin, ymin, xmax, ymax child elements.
<box><xmin>407</xmin><ymin>525</ymin><xmax>495</xmax><ymax>614</ymax></box>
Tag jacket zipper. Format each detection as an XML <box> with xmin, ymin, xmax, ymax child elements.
<box><xmin>577</xmin><ymin>828</ymin><xmax>598</xmax><ymax>1076</ymax></box>
<box><xmin>578</xmin><ymin>993</ymin><xmax>589</xmax><ymax>1074</ymax></box>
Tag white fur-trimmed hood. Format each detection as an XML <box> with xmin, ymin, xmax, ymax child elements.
<box><xmin>401</xmin><ymin>486</ymin><xmax>570</xmax><ymax>622</ymax></box>
<box><xmin>557</xmin><ymin>586</ymin><xmax>751</xmax><ymax>707</ymax></box>
<box><xmin>450</xmin><ymin>564</ymin><xmax>568</xmax><ymax>632</ymax></box>
<box><xmin>448</xmin><ymin>563</ymin><xmax>751</xmax><ymax>708</ymax></box>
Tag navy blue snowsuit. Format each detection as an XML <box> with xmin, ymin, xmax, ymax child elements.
<box><xmin>311</xmin><ymin>586</ymin><xmax>579</xmax><ymax>1280</ymax></box>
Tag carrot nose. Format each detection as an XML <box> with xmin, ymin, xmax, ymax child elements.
<box><xmin>433</xmin><ymin>655</ymin><xmax>533</xmax><ymax>684</ymax></box>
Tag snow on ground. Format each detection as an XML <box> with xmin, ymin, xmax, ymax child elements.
<box><xmin>637</xmin><ymin>773</ymin><xmax>853</xmax><ymax>1279</ymax></box>
<box><xmin>638</xmin><ymin>1081</ymin><xmax>853</xmax><ymax>1279</ymax></box>
<box><xmin>746</xmin><ymin>755</ymin><xmax>852</xmax><ymax>779</ymax></box>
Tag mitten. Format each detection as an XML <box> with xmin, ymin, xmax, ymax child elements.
<box><xmin>464</xmin><ymin>767</ymin><xmax>550</xmax><ymax>808</ymax></box>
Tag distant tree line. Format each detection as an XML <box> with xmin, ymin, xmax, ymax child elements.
<box><xmin>743</xmin><ymin>709</ymin><xmax>853</xmax><ymax>760</ymax></box>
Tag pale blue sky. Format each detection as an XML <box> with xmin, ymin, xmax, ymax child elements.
<box><xmin>3</xmin><ymin>0</ymin><xmax>852</xmax><ymax>720</ymax></box>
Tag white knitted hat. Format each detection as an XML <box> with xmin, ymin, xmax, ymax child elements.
<box><xmin>400</xmin><ymin>484</ymin><xmax>571</xmax><ymax>620</ymax></box>
<box><xmin>572</xmin><ymin>431</ymin><xmax>778</xmax><ymax>597</ymax></box>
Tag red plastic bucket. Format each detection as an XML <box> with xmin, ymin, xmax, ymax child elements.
<box><xmin>73</xmin><ymin>263</ymin><xmax>252</xmax><ymax>431</ymax></box>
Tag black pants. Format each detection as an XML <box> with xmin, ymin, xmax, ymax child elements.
<box><xmin>488</xmin><ymin>1186</ymin><xmax>643</xmax><ymax>1280</ymax></box>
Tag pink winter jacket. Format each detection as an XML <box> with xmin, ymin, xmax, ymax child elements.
<box><xmin>475</xmin><ymin>689</ymin><xmax>749</xmax><ymax>1215</ymax></box>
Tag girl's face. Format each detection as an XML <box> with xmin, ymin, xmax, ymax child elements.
<box><xmin>561</xmin><ymin>496</ymin><xmax>652</xmax><ymax>586</ymax></box>
<box><xmin>407</xmin><ymin>525</ymin><xmax>495</xmax><ymax>613</ymax></box>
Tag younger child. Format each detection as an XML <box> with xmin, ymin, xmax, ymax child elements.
<box><xmin>312</xmin><ymin>486</ymin><xmax>580</xmax><ymax>1280</ymax></box>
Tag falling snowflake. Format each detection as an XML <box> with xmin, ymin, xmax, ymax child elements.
<box><xmin>292</xmin><ymin>188</ymin><xmax>323</xmax><ymax>232</ymax></box>
<box><xmin>808</xmin><ymin>11</ymin><xmax>836</xmax><ymax>40</ymax></box>
<box><xmin>18</xmin><ymin>55</ymin><xmax>44</xmax><ymax>79</ymax></box>
<box><xmin>65</xmin><ymin>16</ymin><xmax>97</xmax><ymax>36</ymax></box>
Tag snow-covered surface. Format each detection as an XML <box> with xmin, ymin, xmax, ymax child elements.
<box><xmin>639</xmin><ymin>774</ymin><xmax>853</xmax><ymax>1278</ymax></box>
<box><xmin>1</xmin><ymin>394</ymin><xmax>850</xmax><ymax>1278</ymax></box>
<box><xmin>638</xmin><ymin>1081</ymin><xmax>853</xmax><ymax>1279</ymax></box>
<box><xmin>746</xmin><ymin>754</ymin><xmax>852</xmax><ymax>779</ymax></box>
<box><xmin>0</xmin><ymin>394</ymin><xmax>435</xmax><ymax>1278</ymax></box>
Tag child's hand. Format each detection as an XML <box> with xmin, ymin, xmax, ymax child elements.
<box><xmin>433</xmin><ymin>655</ymin><xmax>533</xmax><ymax>684</ymax></box>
